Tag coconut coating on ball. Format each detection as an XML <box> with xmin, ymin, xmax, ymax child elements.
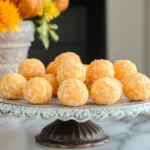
<box><xmin>54</xmin><ymin>52</ymin><xmax>81</xmax><ymax>69</ymax></box>
<box><xmin>42</xmin><ymin>74</ymin><xmax>59</xmax><ymax>96</ymax></box>
<box><xmin>1</xmin><ymin>73</ymin><xmax>27</xmax><ymax>100</ymax></box>
<box><xmin>122</xmin><ymin>73</ymin><xmax>150</xmax><ymax>101</ymax></box>
<box><xmin>18</xmin><ymin>58</ymin><xmax>45</xmax><ymax>80</ymax></box>
<box><xmin>84</xmin><ymin>77</ymin><xmax>94</xmax><ymax>90</ymax></box>
<box><xmin>87</xmin><ymin>59</ymin><xmax>114</xmax><ymax>81</ymax></box>
<box><xmin>58</xmin><ymin>79</ymin><xmax>88</xmax><ymax>107</ymax></box>
<box><xmin>57</xmin><ymin>59</ymin><xmax>86</xmax><ymax>84</ymax></box>
<box><xmin>46</xmin><ymin>61</ymin><xmax>57</xmax><ymax>75</ymax></box>
<box><xmin>23</xmin><ymin>77</ymin><xmax>52</xmax><ymax>104</ymax></box>
<box><xmin>113</xmin><ymin>60</ymin><xmax>137</xmax><ymax>81</ymax></box>
<box><xmin>90</xmin><ymin>77</ymin><xmax>122</xmax><ymax>105</ymax></box>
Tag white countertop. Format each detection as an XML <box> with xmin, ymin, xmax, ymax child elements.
<box><xmin>0</xmin><ymin>115</ymin><xmax>150</xmax><ymax>150</ymax></box>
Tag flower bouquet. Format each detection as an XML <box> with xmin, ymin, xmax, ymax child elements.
<box><xmin>0</xmin><ymin>0</ymin><xmax>69</xmax><ymax>78</ymax></box>
<box><xmin>0</xmin><ymin>0</ymin><xmax>69</xmax><ymax>49</ymax></box>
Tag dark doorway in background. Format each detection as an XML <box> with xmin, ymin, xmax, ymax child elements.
<box><xmin>29</xmin><ymin>0</ymin><xmax>106</xmax><ymax>65</ymax></box>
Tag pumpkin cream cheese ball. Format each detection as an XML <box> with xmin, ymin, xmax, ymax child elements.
<box><xmin>23</xmin><ymin>77</ymin><xmax>52</xmax><ymax>104</ymax></box>
<box><xmin>58</xmin><ymin>79</ymin><xmax>88</xmax><ymax>107</ymax></box>
<box><xmin>84</xmin><ymin>64</ymin><xmax>89</xmax><ymax>71</ymax></box>
<box><xmin>122</xmin><ymin>73</ymin><xmax>150</xmax><ymax>101</ymax></box>
<box><xmin>84</xmin><ymin>78</ymin><xmax>94</xmax><ymax>90</ymax></box>
<box><xmin>108</xmin><ymin>77</ymin><xmax>123</xmax><ymax>94</ymax></box>
<box><xmin>46</xmin><ymin>61</ymin><xmax>57</xmax><ymax>75</ymax></box>
<box><xmin>54</xmin><ymin>52</ymin><xmax>82</xmax><ymax>69</ymax></box>
<box><xmin>18</xmin><ymin>58</ymin><xmax>45</xmax><ymax>80</ymax></box>
<box><xmin>42</xmin><ymin>74</ymin><xmax>59</xmax><ymax>96</ymax></box>
<box><xmin>114</xmin><ymin>77</ymin><xmax>123</xmax><ymax>94</ymax></box>
<box><xmin>0</xmin><ymin>73</ymin><xmax>27</xmax><ymax>100</ymax></box>
<box><xmin>113</xmin><ymin>60</ymin><xmax>137</xmax><ymax>81</ymax></box>
<box><xmin>84</xmin><ymin>64</ymin><xmax>93</xmax><ymax>90</ymax></box>
<box><xmin>91</xmin><ymin>77</ymin><xmax>122</xmax><ymax>105</ymax></box>
<box><xmin>57</xmin><ymin>59</ymin><xmax>86</xmax><ymax>84</ymax></box>
<box><xmin>87</xmin><ymin>59</ymin><xmax>114</xmax><ymax>82</ymax></box>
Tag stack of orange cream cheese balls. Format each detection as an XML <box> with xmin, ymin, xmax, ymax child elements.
<box><xmin>0</xmin><ymin>51</ymin><xmax>150</xmax><ymax>107</ymax></box>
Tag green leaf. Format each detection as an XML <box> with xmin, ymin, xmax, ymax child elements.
<box><xmin>39</xmin><ymin>35</ymin><xmax>49</xmax><ymax>49</ymax></box>
<box><xmin>37</xmin><ymin>19</ymin><xmax>50</xmax><ymax>49</ymax></box>
<box><xmin>50</xmin><ymin>24</ymin><xmax>59</xmax><ymax>30</ymax></box>
<box><xmin>37</xmin><ymin>20</ymin><xmax>47</xmax><ymax>36</ymax></box>
<box><xmin>32</xmin><ymin>17</ymin><xmax>59</xmax><ymax>49</ymax></box>
<box><xmin>49</xmin><ymin>30</ymin><xmax>59</xmax><ymax>42</ymax></box>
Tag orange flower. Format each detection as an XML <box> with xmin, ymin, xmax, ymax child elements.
<box><xmin>0</xmin><ymin>0</ymin><xmax>21</xmax><ymax>32</ymax></box>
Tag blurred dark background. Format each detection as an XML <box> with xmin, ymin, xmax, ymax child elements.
<box><xmin>29</xmin><ymin>0</ymin><xmax>106</xmax><ymax>66</ymax></box>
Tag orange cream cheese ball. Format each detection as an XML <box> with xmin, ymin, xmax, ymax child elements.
<box><xmin>84</xmin><ymin>78</ymin><xmax>94</xmax><ymax>90</ymax></box>
<box><xmin>23</xmin><ymin>77</ymin><xmax>52</xmax><ymax>104</ymax></box>
<box><xmin>87</xmin><ymin>59</ymin><xmax>114</xmax><ymax>82</ymax></box>
<box><xmin>57</xmin><ymin>59</ymin><xmax>86</xmax><ymax>84</ymax></box>
<box><xmin>110</xmin><ymin>77</ymin><xmax>123</xmax><ymax>94</ymax></box>
<box><xmin>42</xmin><ymin>74</ymin><xmax>59</xmax><ymax>96</ymax></box>
<box><xmin>54</xmin><ymin>52</ymin><xmax>81</xmax><ymax>69</ymax></box>
<box><xmin>113</xmin><ymin>60</ymin><xmax>137</xmax><ymax>81</ymax></box>
<box><xmin>115</xmin><ymin>78</ymin><xmax>123</xmax><ymax>94</ymax></box>
<box><xmin>18</xmin><ymin>58</ymin><xmax>45</xmax><ymax>80</ymax></box>
<box><xmin>84</xmin><ymin>64</ymin><xmax>89</xmax><ymax>79</ymax></box>
<box><xmin>84</xmin><ymin>64</ymin><xmax>89</xmax><ymax>71</ymax></box>
<box><xmin>46</xmin><ymin>61</ymin><xmax>57</xmax><ymax>75</ymax></box>
<box><xmin>91</xmin><ymin>77</ymin><xmax>122</xmax><ymax>105</ymax></box>
<box><xmin>58</xmin><ymin>79</ymin><xmax>88</xmax><ymax>107</ymax></box>
<box><xmin>84</xmin><ymin>64</ymin><xmax>95</xmax><ymax>90</ymax></box>
<box><xmin>0</xmin><ymin>73</ymin><xmax>27</xmax><ymax>100</ymax></box>
<box><xmin>84</xmin><ymin>64</ymin><xmax>91</xmax><ymax>89</ymax></box>
<box><xmin>122</xmin><ymin>73</ymin><xmax>150</xmax><ymax>101</ymax></box>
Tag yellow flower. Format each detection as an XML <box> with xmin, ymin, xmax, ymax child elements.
<box><xmin>0</xmin><ymin>0</ymin><xmax>21</xmax><ymax>32</ymax></box>
<box><xmin>38</xmin><ymin>0</ymin><xmax>60</xmax><ymax>22</ymax></box>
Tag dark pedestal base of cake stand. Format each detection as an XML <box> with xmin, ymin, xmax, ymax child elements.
<box><xmin>35</xmin><ymin>120</ymin><xmax>109</xmax><ymax>148</ymax></box>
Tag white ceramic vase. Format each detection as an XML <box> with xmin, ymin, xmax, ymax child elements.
<box><xmin>0</xmin><ymin>21</ymin><xmax>35</xmax><ymax>78</ymax></box>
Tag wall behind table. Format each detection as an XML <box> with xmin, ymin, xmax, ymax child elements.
<box><xmin>106</xmin><ymin>0</ymin><xmax>146</xmax><ymax>75</ymax></box>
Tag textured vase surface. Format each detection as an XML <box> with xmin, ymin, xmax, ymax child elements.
<box><xmin>0</xmin><ymin>21</ymin><xmax>35</xmax><ymax>78</ymax></box>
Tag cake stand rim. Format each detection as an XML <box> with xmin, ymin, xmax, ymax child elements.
<box><xmin>0</xmin><ymin>97</ymin><xmax>150</xmax><ymax>122</ymax></box>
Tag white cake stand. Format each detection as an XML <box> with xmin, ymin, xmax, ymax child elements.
<box><xmin>0</xmin><ymin>96</ymin><xmax>150</xmax><ymax>148</ymax></box>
